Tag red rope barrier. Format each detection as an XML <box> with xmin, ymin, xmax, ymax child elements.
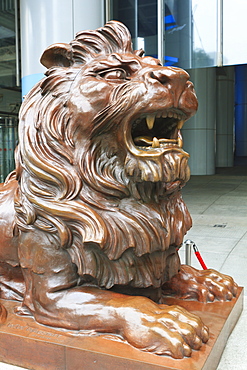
<box><xmin>192</xmin><ymin>244</ymin><xmax>208</xmax><ymax>270</ymax></box>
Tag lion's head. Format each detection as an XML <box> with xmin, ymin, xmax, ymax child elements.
<box><xmin>15</xmin><ymin>21</ymin><xmax>197</xmax><ymax>291</ymax></box>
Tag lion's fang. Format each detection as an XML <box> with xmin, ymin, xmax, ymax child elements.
<box><xmin>146</xmin><ymin>114</ymin><xmax>155</xmax><ymax>130</ymax></box>
<box><xmin>152</xmin><ymin>137</ymin><xmax>160</xmax><ymax>148</ymax></box>
<box><xmin>177</xmin><ymin>120</ymin><xmax>185</xmax><ymax>130</ymax></box>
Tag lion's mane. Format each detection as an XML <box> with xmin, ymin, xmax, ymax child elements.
<box><xmin>14</xmin><ymin>21</ymin><xmax>191</xmax><ymax>290</ymax></box>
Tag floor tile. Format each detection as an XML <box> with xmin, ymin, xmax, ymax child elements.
<box><xmin>220</xmin><ymin>254</ymin><xmax>247</xmax><ymax>289</ymax></box>
<box><xmin>186</xmin><ymin>224</ymin><xmax>246</xmax><ymax>240</ymax></box>
<box><xmin>179</xmin><ymin>249</ymin><xmax>229</xmax><ymax>271</ymax></box>
<box><xmin>182</xmin><ymin>234</ymin><xmax>238</xmax><ymax>254</ymax></box>
<box><xmin>183</xmin><ymin>166</ymin><xmax>247</xmax><ymax>369</ymax></box>
<box><xmin>217</xmin><ymin>297</ymin><xmax>247</xmax><ymax>370</ymax></box>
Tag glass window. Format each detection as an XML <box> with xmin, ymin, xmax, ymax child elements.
<box><xmin>110</xmin><ymin>0</ymin><xmax>158</xmax><ymax>57</ymax></box>
<box><xmin>111</xmin><ymin>0</ymin><xmax>247</xmax><ymax>68</ymax></box>
<box><xmin>0</xmin><ymin>0</ymin><xmax>21</xmax><ymax>180</ymax></box>
<box><xmin>0</xmin><ymin>0</ymin><xmax>20</xmax><ymax>87</ymax></box>
<box><xmin>0</xmin><ymin>116</ymin><xmax>18</xmax><ymax>182</ymax></box>
<box><xmin>223</xmin><ymin>0</ymin><xmax>247</xmax><ymax>66</ymax></box>
<box><xmin>164</xmin><ymin>0</ymin><xmax>217</xmax><ymax>69</ymax></box>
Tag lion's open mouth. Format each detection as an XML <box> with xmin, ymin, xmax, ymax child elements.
<box><xmin>131</xmin><ymin>109</ymin><xmax>185</xmax><ymax>150</ymax></box>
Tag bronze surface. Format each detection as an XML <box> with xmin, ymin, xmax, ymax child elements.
<box><xmin>0</xmin><ymin>21</ymin><xmax>239</xmax><ymax>359</ymax></box>
<box><xmin>0</xmin><ymin>288</ymin><xmax>243</xmax><ymax>370</ymax></box>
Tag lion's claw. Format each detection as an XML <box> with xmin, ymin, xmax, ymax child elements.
<box><xmin>162</xmin><ymin>265</ymin><xmax>238</xmax><ymax>302</ymax></box>
<box><xmin>120</xmin><ymin>297</ymin><xmax>209</xmax><ymax>358</ymax></box>
<box><xmin>166</xmin><ymin>304</ymin><xmax>209</xmax><ymax>342</ymax></box>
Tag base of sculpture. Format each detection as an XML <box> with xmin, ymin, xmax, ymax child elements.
<box><xmin>0</xmin><ymin>288</ymin><xmax>243</xmax><ymax>370</ymax></box>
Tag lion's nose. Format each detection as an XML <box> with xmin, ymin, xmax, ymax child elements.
<box><xmin>149</xmin><ymin>67</ymin><xmax>191</xmax><ymax>108</ymax></box>
<box><xmin>150</xmin><ymin>67</ymin><xmax>190</xmax><ymax>86</ymax></box>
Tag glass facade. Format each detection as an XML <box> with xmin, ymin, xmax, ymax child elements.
<box><xmin>110</xmin><ymin>0</ymin><xmax>219</xmax><ymax>68</ymax></box>
<box><xmin>111</xmin><ymin>0</ymin><xmax>247</xmax><ymax>69</ymax></box>
<box><xmin>0</xmin><ymin>0</ymin><xmax>21</xmax><ymax>180</ymax></box>
<box><xmin>0</xmin><ymin>0</ymin><xmax>19</xmax><ymax>87</ymax></box>
<box><xmin>0</xmin><ymin>115</ymin><xmax>18</xmax><ymax>182</ymax></box>
<box><xmin>223</xmin><ymin>0</ymin><xmax>247</xmax><ymax>66</ymax></box>
<box><xmin>164</xmin><ymin>0</ymin><xmax>218</xmax><ymax>68</ymax></box>
<box><xmin>110</xmin><ymin>0</ymin><xmax>158</xmax><ymax>57</ymax></box>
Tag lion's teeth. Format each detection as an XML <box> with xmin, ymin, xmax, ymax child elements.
<box><xmin>146</xmin><ymin>114</ymin><xmax>155</xmax><ymax>130</ymax></box>
<box><xmin>152</xmin><ymin>137</ymin><xmax>160</xmax><ymax>148</ymax></box>
<box><xmin>178</xmin><ymin>137</ymin><xmax>183</xmax><ymax>147</ymax></box>
<box><xmin>177</xmin><ymin>120</ymin><xmax>185</xmax><ymax>129</ymax></box>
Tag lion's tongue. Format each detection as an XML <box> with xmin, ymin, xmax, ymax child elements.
<box><xmin>134</xmin><ymin>136</ymin><xmax>158</xmax><ymax>147</ymax></box>
<box><xmin>134</xmin><ymin>136</ymin><xmax>178</xmax><ymax>148</ymax></box>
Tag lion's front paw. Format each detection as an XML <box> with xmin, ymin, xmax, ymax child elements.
<box><xmin>120</xmin><ymin>297</ymin><xmax>209</xmax><ymax>358</ymax></box>
<box><xmin>162</xmin><ymin>265</ymin><xmax>238</xmax><ymax>302</ymax></box>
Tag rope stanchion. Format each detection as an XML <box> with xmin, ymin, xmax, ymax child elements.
<box><xmin>183</xmin><ymin>240</ymin><xmax>208</xmax><ymax>270</ymax></box>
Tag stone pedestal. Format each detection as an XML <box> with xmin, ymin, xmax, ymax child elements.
<box><xmin>0</xmin><ymin>288</ymin><xmax>243</xmax><ymax>370</ymax></box>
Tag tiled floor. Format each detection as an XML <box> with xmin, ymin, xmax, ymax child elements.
<box><xmin>0</xmin><ymin>162</ymin><xmax>247</xmax><ymax>369</ymax></box>
<box><xmin>181</xmin><ymin>166</ymin><xmax>247</xmax><ymax>288</ymax></box>
<box><xmin>181</xmin><ymin>164</ymin><xmax>247</xmax><ymax>370</ymax></box>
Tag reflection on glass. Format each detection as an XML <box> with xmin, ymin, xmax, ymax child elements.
<box><xmin>0</xmin><ymin>1</ymin><xmax>18</xmax><ymax>87</ymax></box>
<box><xmin>0</xmin><ymin>1</ymin><xmax>21</xmax><ymax>179</ymax></box>
<box><xmin>110</xmin><ymin>0</ymin><xmax>158</xmax><ymax>58</ymax></box>
<box><xmin>191</xmin><ymin>0</ymin><xmax>217</xmax><ymax>67</ymax></box>
<box><xmin>0</xmin><ymin>116</ymin><xmax>18</xmax><ymax>182</ymax></box>
<box><xmin>164</xmin><ymin>0</ymin><xmax>217</xmax><ymax>69</ymax></box>
<box><xmin>108</xmin><ymin>0</ymin><xmax>247</xmax><ymax>68</ymax></box>
<box><xmin>223</xmin><ymin>0</ymin><xmax>247</xmax><ymax>66</ymax></box>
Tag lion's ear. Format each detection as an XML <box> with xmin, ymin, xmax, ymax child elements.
<box><xmin>40</xmin><ymin>43</ymin><xmax>73</xmax><ymax>68</ymax></box>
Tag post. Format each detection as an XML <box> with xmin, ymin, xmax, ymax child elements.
<box><xmin>157</xmin><ymin>0</ymin><xmax>164</xmax><ymax>64</ymax></box>
<box><xmin>184</xmin><ymin>239</ymin><xmax>193</xmax><ymax>266</ymax></box>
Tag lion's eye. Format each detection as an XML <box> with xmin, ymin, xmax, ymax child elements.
<box><xmin>99</xmin><ymin>69</ymin><xmax>127</xmax><ymax>81</ymax></box>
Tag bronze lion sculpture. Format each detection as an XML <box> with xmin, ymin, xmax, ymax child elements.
<box><xmin>0</xmin><ymin>21</ymin><xmax>237</xmax><ymax>359</ymax></box>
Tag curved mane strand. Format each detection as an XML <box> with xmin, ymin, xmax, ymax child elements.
<box><xmin>72</xmin><ymin>21</ymin><xmax>134</xmax><ymax>64</ymax></box>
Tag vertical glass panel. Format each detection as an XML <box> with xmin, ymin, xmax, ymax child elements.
<box><xmin>0</xmin><ymin>0</ymin><xmax>21</xmax><ymax>180</ymax></box>
<box><xmin>0</xmin><ymin>116</ymin><xmax>18</xmax><ymax>182</ymax></box>
<box><xmin>110</xmin><ymin>0</ymin><xmax>158</xmax><ymax>58</ymax></box>
<box><xmin>164</xmin><ymin>0</ymin><xmax>217</xmax><ymax>68</ymax></box>
<box><xmin>0</xmin><ymin>0</ymin><xmax>18</xmax><ymax>87</ymax></box>
<box><xmin>191</xmin><ymin>0</ymin><xmax>218</xmax><ymax>68</ymax></box>
<box><xmin>223</xmin><ymin>0</ymin><xmax>247</xmax><ymax>66</ymax></box>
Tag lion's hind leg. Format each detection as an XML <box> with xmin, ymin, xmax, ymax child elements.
<box><xmin>0</xmin><ymin>262</ymin><xmax>25</xmax><ymax>301</ymax></box>
<box><xmin>0</xmin><ymin>262</ymin><xmax>24</xmax><ymax>322</ymax></box>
